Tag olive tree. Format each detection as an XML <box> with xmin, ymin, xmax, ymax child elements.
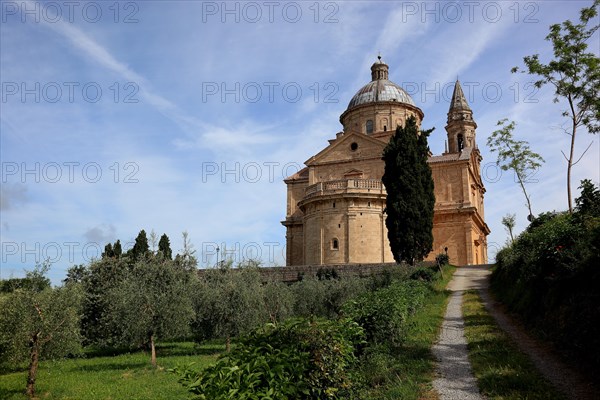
<box><xmin>0</xmin><ymin>264</ymin><xmax>82</xmax><ymax>398</ymax></box>
<box><xmin>193</xmin><ymin>266</ymin><xmax>266</xmax><ymax>352</ymax></box>
<box><xmin>108</xmin><ymin>256</ymin><xmax>195</xmax><ymax>367</ymax></box>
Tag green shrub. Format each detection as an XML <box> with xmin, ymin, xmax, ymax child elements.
<box><xmin>292</xmin><ymin>277</ymin><xmax>369</xmax><ymax>319</ymax></box>
<box><xmin>491</xmin><ymin>180</ymin><xmax>600</xmax><ymax>370</ymax></box>
<box><xmin>262</xmin><ymin>280</ymin><xmax>294</xmax><ymax>323</ymax></box>
<box><xmin>366</xmin><ymin>264</ymin><xmax>412</xmax><ymax>291</ymax></box>
<box><xmin>409</xmin><ymin>267</ymin><xmax>436</xmax><ymax>282</ymax></box>
<box><xmin>191</xmin><ymin>267</ymin><xmax>267</xmax><ymax>345</ymax></box>
<box><xmin>435</xmin><ymin>252</ymin><xmax>449</xmax><ymax>266</ymax></box>
<box><xmin>356</xmin><ymin>344</ymin><xmax>399</xmax><ymax>388</ymax></box>
<box><xmin>342</xmin><ymin>280</ymin><xmax>430</xmax><ymax>348</ymax></box>
<box><xmin>173</xmin><ymin>317</ymin><xmax>365</xmax><ymax>399</ymax></box>
<box><xmin>316</xmin><ymin>267</ymin><xmax>339</xmax><ymax>280</ymax></box>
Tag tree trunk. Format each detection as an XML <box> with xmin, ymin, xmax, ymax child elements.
<box><xmin>150</xmin><ymin>334</ymin><xmax>157</xmax><ymax>368</ymax></box>
<box><xmin>226</xmin><ymin>336</ymin><xmax>231</xmax><ymax>353</ymax></box>
<box><xmin>26</xmin><ymin>334</ymin><xmax>40</xmax><ymax>398</ymax></box>
<box><xmin>515</xmin><ymin>170</ymin><xmax>534</xmax><ymax>219</ymax></box>
<box><xmin>567</xmin><ymin>122</ymin><xmax>577</xmax><ymax>213</ymax></box>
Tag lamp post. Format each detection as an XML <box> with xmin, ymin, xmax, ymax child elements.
<box><xmin>216</xmin><ymin>246</ymin><xmax>220</xmax><ymax>268</ymax></box>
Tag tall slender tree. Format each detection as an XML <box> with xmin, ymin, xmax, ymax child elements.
<box><xmin>512</xmin><ymin>0</ymin><xmax>600</xmax><ymax>212</ymax></box>
<box><xmin>102</xmin><ymin>243</ymin><xmax>115</xmax><ymax>258</ymax></box>
<box><xmin>487</xmin><ymin>119</ymin><xmax>545</xmax><ymax>220</ymax></box>
<box><xmin>382</xmin><ymin>116</ymin><xmax>435</xmax><ymax>265</ymax></box>
<box><xmin>149</xmin><ymin>229</ymin><xmax>159</xmax><ymax>253</ymax></box>
<box><xmin>113</xmin><ymin>240</ymin><xmax>122</xmax><ymax>258</ymax></box>
<box><xmin>131</xmin><ymin>229</ymin><xmax>149</xmax><ymax>261</ymax></box>
<box><xmin>501</xmin><ymin>213</ymin><xmax>517</xmax><ymax>244</ymax></box>
<box><xmin>176</xmin><ymin>231</ymin><xmax>198</xmax><ymax>271</ymax></box>
<box><xmin>158</xmin><ymin>234</ymin><xmax>173</xmax><ymax>260</ymax></box>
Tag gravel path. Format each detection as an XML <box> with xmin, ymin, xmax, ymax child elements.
<box><xmin>432</xmin><ymin>267</ymin><xmax>490</xmax><ymax>400</ymax></box>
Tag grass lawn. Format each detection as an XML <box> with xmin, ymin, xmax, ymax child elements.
<box><xmin>363</xmin><ymin>264</ymin><xmax>456</xmax><ymax>400</ymax></box>
<box><xmin>0</xmin><ymin>342</ymin><xmax>222</xmax><ymax>400</ymax></box>
<box><xmin>462</xmin><ymin>290</ymin><xmax>565</xmax><ymax>400</ymax></box>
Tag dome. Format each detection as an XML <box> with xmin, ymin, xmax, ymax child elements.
<box><xmin>346</xmin><ymin>57</ymin><xmax>416</xmax><ymax>110</ymax></box>
<box><xmin>347</xmin><ymin>79</ymin><xmax>416</xmax><ymax>109</ymax></box>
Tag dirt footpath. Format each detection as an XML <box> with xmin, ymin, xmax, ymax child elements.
<box><xmin>479</xmin><ymin>281</ymin><xmax>599</xmax><ymax>400</ymax></box>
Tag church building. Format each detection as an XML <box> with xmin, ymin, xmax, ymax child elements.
<box><xmin>282</xmin><ymin>58</ymin><xmax>490</xmax><ymax>266</ymax></box>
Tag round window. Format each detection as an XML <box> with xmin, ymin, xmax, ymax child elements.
<box><xmin>350</xmin><ymin>142</ymin><xmax>358</xmax><ymax>151</ymax></box>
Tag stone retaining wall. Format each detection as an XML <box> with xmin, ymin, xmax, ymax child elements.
<box><xmin>198</xmin><ymin>261</ymin><xmax>436</xmax><ymax>283</ymax></box>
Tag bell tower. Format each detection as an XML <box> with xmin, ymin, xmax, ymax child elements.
<box><xmin>445</xmin><ymin>80</ymin><xmax>477</xmax><ymax>153</ymax></box>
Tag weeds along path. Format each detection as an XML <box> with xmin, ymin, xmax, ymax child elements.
<box><xmin>432</xmin><ymin>266</ymin><xmax>490</xmax><ymax>400</ymax></box>
<box><xmin>479</xmin><ymin>282</ymin><xmax>599</xmax><ymax>400</ymax></box>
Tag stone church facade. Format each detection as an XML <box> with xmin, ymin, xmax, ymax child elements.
<box><xmin>282</xmin><ymin>58</ymin><xmax>490</xmax><ymax>266</ymax></box>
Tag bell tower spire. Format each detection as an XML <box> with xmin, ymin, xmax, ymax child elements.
<box><xmin>445</xmin><ymin>80</ymin><xmax>477</xmax><ymax>153</ymax></box>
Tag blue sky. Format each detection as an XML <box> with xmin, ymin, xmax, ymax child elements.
<box><xmin>1</xmin><ymin>0</ymin><xmax>599</xmax><ymax>284</ymax></box>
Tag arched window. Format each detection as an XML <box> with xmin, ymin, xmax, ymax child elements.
<box><xmin>332</xmin><ymin>239</ymin><xmax>339</xmax><ymax>250</ymax></box>
<box><xmin>457</xmin><ymin>134</ymin><xmax>464</xmax><ymax>151</ymax></box>
<box><xmin>366</xmin><ymin>120</ymin><xmax>374</xmax><ymax>134</ymax></box>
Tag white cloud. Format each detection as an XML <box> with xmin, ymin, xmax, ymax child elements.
<box><xmin>83</xmin><ymin>224</ymin><xmax>116</xmax><ymax>245</ymax></box>
<box><xmin>0</xmin><ymin>183</ymin><xmax>27</xmax><ymax>211</ymax></box>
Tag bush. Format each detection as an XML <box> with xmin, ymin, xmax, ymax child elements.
<box><xmin>365</xmin><ymin>264</ymin><xmax>412</xmax><ymax>290</ymax></box>
<box><xmin>263</xmin><ymin>280</ymin><xmax>294</xmax><ymax>323</ymax></box>
<box><xmin>191</xmin><ymin>267</ymin><xmax>267</xmax><ymax>345</ymax></box>
<box><xmin>491</xmin><ymin>180</ymin><xmax>600</xmax><ymax>370</ymax></box>
<box><xmin>191</xmin><ymin>269</ymin><xmax>371</xmax><ymax>346</ymax></box>
<box><xmin>356</xmin><ymin>345</ymin><xmax>399</xmax><ymax>388</ymax></box>
<box><xmin>435</xmin><ymin>252</ymin><xmax>449</xmax><ymax>266</ymax></box>
<box><xmin>316</xmin><ymin>267</ymin><xmax>339</xmax><ymax>280</ymax></box>
<box><xmin>342</xmin><ymin>280</ymin><xmax>430</xmax><ymax>348</ymax></box>
<box><xmin>292</xmin><ymin>277</ymin><xmax>369</xmax><ymax>320</ymax></box>
<box><xmin>173</xmin><ymin>317</ymin><xmax>365</xmax><ymax>400</ymax></box>
<box><xmin>409</xmin><ymin>267</ymin><xmax>436</xmax><ymax>282</ymax></box>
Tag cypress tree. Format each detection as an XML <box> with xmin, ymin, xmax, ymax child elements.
<box><xmin>158</xmin><ymin>234</ymin><xmax>173</xmax><ymax>260</ymax></box>
<box><xmin>131</xmin><ymin>230</ymin><xmax>149</xmax><ymax>261</ymax></box>
<box><xmin>382</xmin><ymin>116</ymin><xmax>435</xmax><ymax>265</ymax></box>
<box><xmin>113</xmin><ymin>240</ymin><xmax>122</xmax><ymax>258</ymax></box>
<box><xmin>102</xmin><ymin>243</ymin><xmax>114</xmax><ymax>259</ymax></box>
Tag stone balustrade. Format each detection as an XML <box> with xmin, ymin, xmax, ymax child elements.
<box><xmin>304</xmin><ymin>179</ymin><xmax>385</xmax><ymax>198</ymax></box>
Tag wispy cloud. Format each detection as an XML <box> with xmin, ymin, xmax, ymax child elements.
<box><xmin>2</xmin><ymin>1</ymin><xmax>597</xmax><ymax>282</ymax></box>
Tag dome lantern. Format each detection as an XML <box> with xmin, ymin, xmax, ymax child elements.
<box><xmin>371</xmin><ymin>55</ymin><xmax>389</xmax><ymax>80</ymax></box>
